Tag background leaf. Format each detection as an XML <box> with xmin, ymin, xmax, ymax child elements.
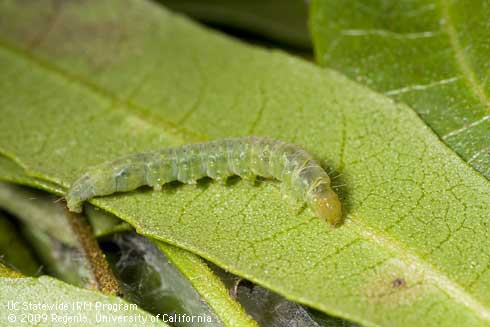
<box><xmin>309</xmin><ymin>0</ymin><xmax>490</xmax><ymax>179</ymax></box>
<box><xmin>0</xmin><ymin>213</ymin><xmax>40</xmax><ymax>276</ymax></box>
<box><xmin>0</xmin><ymin>182</ymin><xmax>119</xmax><ymax>292</ymax></box>
<box><xmin>1</xmin><ymin>1</ymin><xmax>490</xmax><ymax>326</ymax></box>
<box><xmin>157</xmin><ymin>0</ymin><xmax>311</xmax><ymax>50</ymax></box>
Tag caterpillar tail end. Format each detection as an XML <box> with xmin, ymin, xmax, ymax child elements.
<box><xmin>65</xmin><ymin>183</ymin><xmax>86</xmax><ymax>213</ymax></box>
<box><xmin>66</xmin><ymin>196</ymin><xmax>83</xmax><ymax>213</ymax></box>
<box><xmin>312</xmin><ymin>191</ymin><xmax>342</xmax><ymax>226</ymax></box>
<box><xmin>65</xmin><ymin>173</ymin><xmax>93</xmax><ymax>213</ymax></box>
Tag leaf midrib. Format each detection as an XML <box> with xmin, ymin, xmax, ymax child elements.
<box><xmin>1</xmin><ymin>36</ymin><xmax>490</xmax><ymax>323</ymax></box>
<box><xmin>0</xmin><ymin>40</ymin><xmax>206</xmax><ymax>144</ymax></box>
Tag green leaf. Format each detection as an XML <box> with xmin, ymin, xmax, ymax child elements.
<box><xmin>0</xmin><ymin>1</ymin><xmax>490</xmax><ymax>326</ymax></box>
<box><xmin>309</xmin><ymin>0</ymin><xmax>490</xmax><ymax>179</ymax></box>
<box><xmin>0</xmin><ymin>275</ymin><xmax>169</xmax><ymax>326</ymax></box>
<box><xmin>157</xmin><ymin>0</ymin><xmax>311</xmax><ymax>50</ymax></box>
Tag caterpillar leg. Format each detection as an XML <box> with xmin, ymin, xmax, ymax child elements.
<box><xmin>214</xmin><ymin>176</ymin><xmax>229</xmax><ymax>185</ymax></box>
<box><xmin>241</xmin><ymin>173</ymin><xmax>257</xmax><ymax>185</ymax></box>
<box><xmin>279</xmin><ymin>183</ymin><xmax>304</xmax><ymax>213</ymax></box>
<box><xmin>294</xmin><ymin>202</ymin><xmax>308</xmax><ymax>216</ymax></box>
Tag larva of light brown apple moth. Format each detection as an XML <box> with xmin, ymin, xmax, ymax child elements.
<box><xmin>66</xmin><ymin>137</ymin><xmax>342</xmax><ymax>225</ymax></box>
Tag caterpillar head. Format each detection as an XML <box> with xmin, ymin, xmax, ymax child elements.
<box><xmin>310</xmin><ymin>190</ymin><xmax>342</xmax><ymax>226</ymax></box>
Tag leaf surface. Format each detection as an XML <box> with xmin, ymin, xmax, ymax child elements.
<box><xmin>309</xmin><ymin>0</ymin><xmax>490</xmax><ymax>179</ymax></box>
<box><xmin>0</xmin><ymin>1</ymin><xmax>490</xmax><ymax>326</ymax></box>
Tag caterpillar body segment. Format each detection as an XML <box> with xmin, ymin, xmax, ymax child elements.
<box><xmin>66</xmin><ymin>137</ymin><xmax>342</xmax><ymax>225</ymax></box>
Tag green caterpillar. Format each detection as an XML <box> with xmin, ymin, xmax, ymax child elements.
<box><xmin>66</xmin><ymin>137</ymin><xmax>342</xmax><ymax>225</ymax></box>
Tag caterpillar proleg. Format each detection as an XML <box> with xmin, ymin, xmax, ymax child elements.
<box><xmin>66</xmin><ymin>137</ymin><xmax>342</xmax><ymax>225</ymax></box>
